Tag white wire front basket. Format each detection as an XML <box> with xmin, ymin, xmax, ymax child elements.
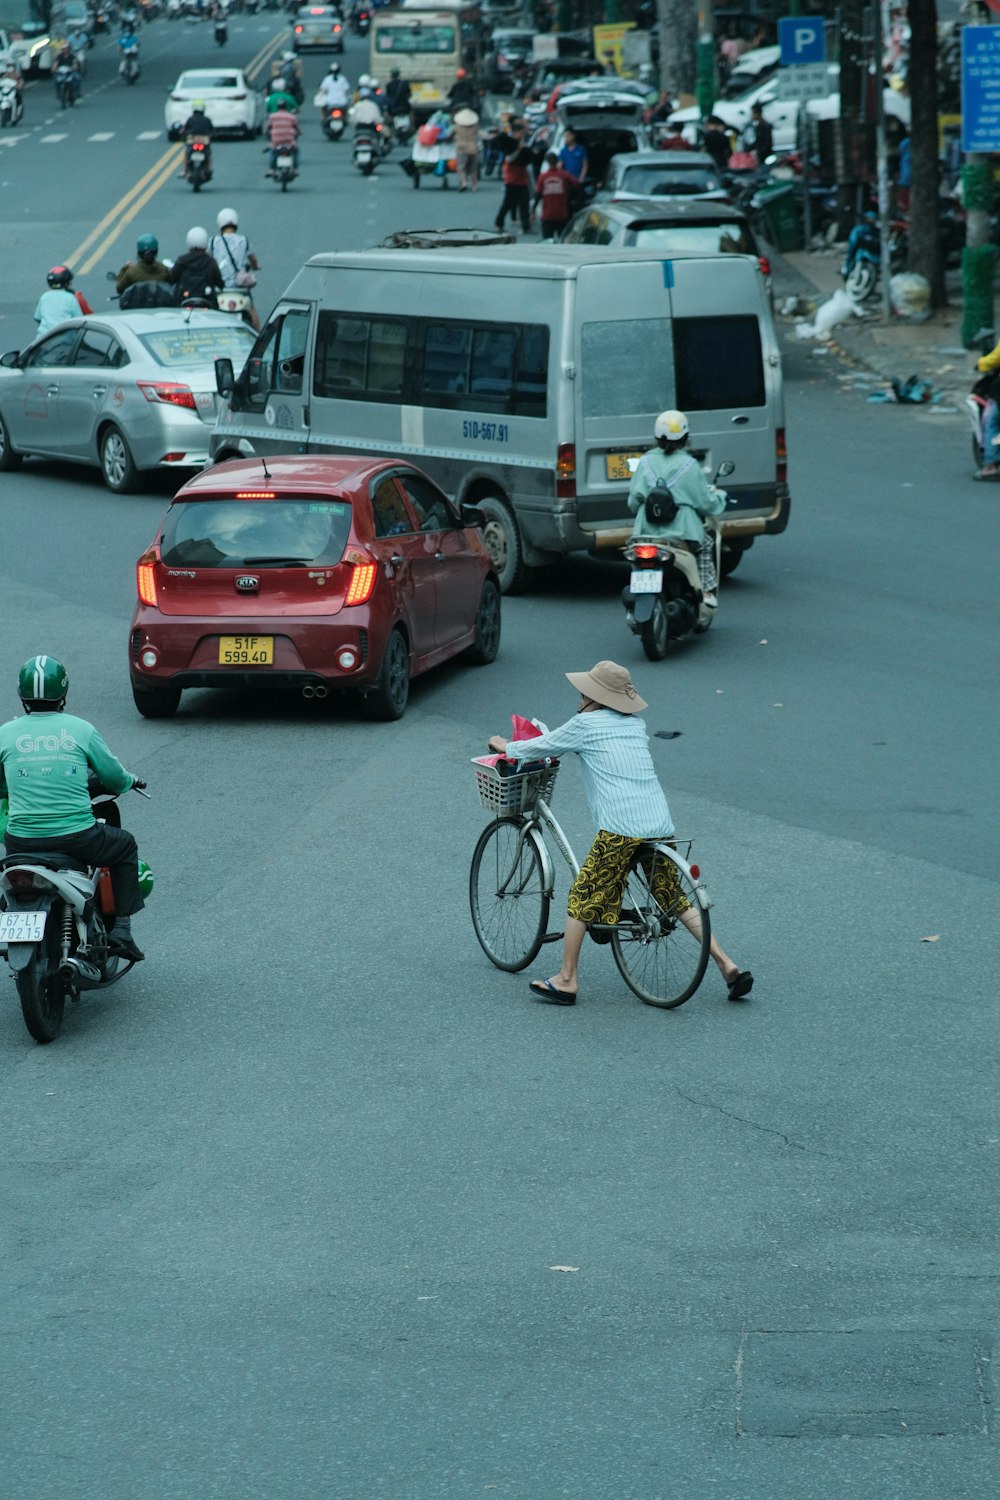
<box><xmin>472</xmin><ymin>758</ymin><xmax>559</xmax><ymax>815</ymax></box>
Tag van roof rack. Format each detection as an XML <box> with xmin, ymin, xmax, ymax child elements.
<box><xmin>379</xmin><ymin>228</ymin><xmax>517</xmax><ymax>249</ymax></box>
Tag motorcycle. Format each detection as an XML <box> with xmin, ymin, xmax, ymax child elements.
<box><xmin>322</xmin><ymin>105</ymin><xmax>345</xmax><ymax>140</ymax></box>
<box><xmin>119</xmin><ymin>42</ymin><xmax>140</xmax><ymax>82</ymax></box>
<box><xmin>213</xmin><ymin>14</ymin><xmax>227</xmax><ymax>42</ymax></box>
<box><xmin>215</xmin><ymin>286</ymin><xmax>255</xmax><ymax>323</ymax></box>
<box><xmin>54</xmin><ymin>63</ymin><xmax>80</xmax><ymax>107</ymax></box>
<box><xmin>90</xmin><ymin>3</ymin><xmax>111</xmax><ymax>30</ymax></box>
<box><xmin>0</xmin><ymin>780</ymin><xmax>150</xmax><ymax>1045</ymax></box>
<box><xmin>350</xmin><ymin>5</ymin><xmax>370</xmax><ymax>32</ymax></box>
<box><xmin>185</xmin><ymin>136</ymin><xmax>211</xmax><ymax>189</ymax></box>
<box><xmin>967</xmin><ymin>369</ymin><xmax>1000</xmax><ymax>472</ymax></box>
<box><xmin>272</xmin><ymin>146</ymin><xmax>297</xmax><ymax>189</ymax></box>
<box><xmin>392</xmin><ymin>109</ymin><xmax>412</xmax><ymax>143</ymax></box>
<box><xmin>0</xmin><ymin>77</ymin><xmax>23</xmax><ymax>126</ymax></box>
<box><xmin>621</xmin><ymin>460</ymin><xmax>735</xmax><ymax>661</ymax></box>
<box><xmin>840</xmin><ymin>212</ymin><xmax>907</xmax><ymax>302</ymax></box>
<box><xmin>353</xmin><ymin>125</ymin><xmax>376</xmax><ymax>174</ymax></box>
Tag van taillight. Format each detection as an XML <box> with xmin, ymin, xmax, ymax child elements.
<box><xmin>758</xmin><ymin>255</ymin><xmax>771</xmax><ymax>278</ymax></box>
<box><xmin>776</xmin><ymin>428</ymin><xmax>787</xmax><ymax>485</ymax></box>
<box><xmin>137</xmin><ymin>550</ymin><xmax>158</xmax><ymax>607</ymax></box>
<box><xmin>556</xmin><ymin>443</ymin><xmax>575</xmax><ymax>499</ymax></box>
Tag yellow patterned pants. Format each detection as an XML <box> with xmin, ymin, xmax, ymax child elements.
<box><xmin>566</xmin><ymin>830</ymin><xmax>688</xmax><ymax>925</ymax></box>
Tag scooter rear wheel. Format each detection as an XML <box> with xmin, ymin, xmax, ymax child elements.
<box><xmin>16</xmin><ymin>943</ymin><xmax>65</xmax><ymax>1044</ymax></box>
<box><xmin>640</xmin><ymin>598</ymin><xmax>670</xmax><ymax>661</ymax></box>
<box><xmin>845</xmin><ymin>260</ymin><xmax>877</xmax><ymax>302</ymax></box>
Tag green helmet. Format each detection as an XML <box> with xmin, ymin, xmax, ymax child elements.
<box><xmin>18</xmin><ymin>655</ymin><xmax>69</xmax><ymax>704</ymax></box>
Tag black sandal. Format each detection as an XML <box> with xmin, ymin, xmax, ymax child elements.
<box><xmin>726</xmin><ymin>971</ymin><xmax>753</xmax><ymax>1002</ymax></box>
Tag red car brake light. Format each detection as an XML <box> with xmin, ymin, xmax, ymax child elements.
<box><xmin>343</xmin><ymin>548</ymin><xmax>377</xmax><ymax>606</ymax></box>
<box><xmin>138</xmin><ymin>381</ymin><xmax>197</xmax><ymax>410</ymax></box>
<box><xmin>235</xmin><ymin>490</ymin><xmax>276</xmax><ymax>499</ymax></box>
<box><xmin>137</xmin><ymin>549</ymin><xmax>158</xmax><ymax>607</ymax></box>
<box><xmin>294</xmin><ymin>22</ymin><xmax>303</xmax><ymax>30</ymax></box>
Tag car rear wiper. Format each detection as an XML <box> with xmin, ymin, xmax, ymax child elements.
<box><xmin>241</xmin><ymin>556</ymin><xmax>312</xmax><ymax>566</ymax></box>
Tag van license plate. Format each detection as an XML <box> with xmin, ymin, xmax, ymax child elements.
<box><xmin>219</xmin><ymin>635</ymin><xmax>273</xmax><ymax>665</ymax></box>
<box><xmin>630</xmin><ymin>570</ymin><xmax>662</xmax><ymax>593</ymax></box>
<box><xmin>0</xmin><ymin>911</ymin><xmax>45</xmax><ymax>943</ymax></box>
<box><xmin>606</xmin><ymin>451</ymin><xmax>643</xmax><ymax>481</ymax></box>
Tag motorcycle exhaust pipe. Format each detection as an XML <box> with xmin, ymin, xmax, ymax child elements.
<box><xmin>59</xmin><ymin>956</ymin><xmax>102</xmax><ymax>988</ymax></box>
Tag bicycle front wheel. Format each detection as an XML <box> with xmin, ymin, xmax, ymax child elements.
<box><xmin>611</xmin><ymin>846</ymin><xmax>710</xmax><ymax>1008</ymax></box>
<box><xmin>470</xmin><ymin>817</ymin><xmax>549</xmax><ymax>972</ymax></box>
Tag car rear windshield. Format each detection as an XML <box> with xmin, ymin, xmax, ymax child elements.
<box><xmin>139</xmin><ymin>325</ymin><xmax>256</xmax><ymax>370</ymax></box>
<box><xmin>630</xmin><ymin>222</ymin><xmax>754</xmax><ymax>253</ymax></box>
<box><xmin>161</xmin><ymin>499</ymin><xmax>353</xmax><ymax>568</ymax></box>
<box><xmin>621</xmin><ymin>165</ymin><xmax>721</xmax><ymax>195</ymax></box>
<box><xmin>179</xmin><ymin>73</ymin><xmax>240</xmax><ymax>89</ymax></box>
<box><xmin>673</xmin><ymin>316</ymin><xmax>765</xmax><ymax>410</ymax></box>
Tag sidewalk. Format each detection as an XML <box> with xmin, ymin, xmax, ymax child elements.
<box><xmin>773</xmin><ymin>247</ymin><xmax>975</xmax><ymax>409</ymax></box>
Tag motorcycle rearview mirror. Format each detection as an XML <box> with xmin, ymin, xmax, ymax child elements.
<box><xmin>106</xmin><ymin>269</ymin><xmax>117</xmax><ymax>280</ymax></box>
<box><xmin>715</xmin><ymin>459</ymin><xmax>735</xmax><ymax>479</ymax></box>
<box><xmin>215</xmin><ymin>356</ymin><xmax>235</xmax><ymax>397</ymax></box>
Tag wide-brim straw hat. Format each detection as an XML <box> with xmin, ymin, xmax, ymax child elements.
<box><xmin>565</xmin><ymin>660</ymin><xmax>647</xmax><ymax>714</ymax></box>
<box><xmin>453</xmin><ymin>107</ymin><xmax>479</xmax><ymax>125</ymax></box>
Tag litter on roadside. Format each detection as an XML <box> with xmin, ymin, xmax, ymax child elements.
<box><xmin>866</xmin><ymin>374</ymin><xmax>936</xmax><ymax>404</ymax></box>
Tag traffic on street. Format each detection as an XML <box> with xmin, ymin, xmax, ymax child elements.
<box><xmin>0</xmin><ymin>2</ymin><xmax>997</xmax><ymax>1495</ymax></box>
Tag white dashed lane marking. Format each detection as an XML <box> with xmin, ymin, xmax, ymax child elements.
<box><xmin>137</xmin><ymin>130</ymin><xmax>161</xmax><ymax>139</ymax></box>
<box><xmin>40</xmin><ymin>133</ymin><xmax>68</xmax><ymax>142</ymax></box>
<box><xmin>89</xmin><ymin>131</ymin><xmax>115</xmax><ymax>140</ymax></box>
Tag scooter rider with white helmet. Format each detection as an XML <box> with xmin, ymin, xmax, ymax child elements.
<box><xmin>209</xmin><ymin>208</ymin><xmax>260</xmax><ymax>329</ymax></box>
<box><xmin>627</xmin><ymin>410</ymin><xmax>730</xmax><ymax>608</ymax></box>
<box><xmin>316</xmin><ymin>60</ymin><xmax>350</xmax><ymax>110</ymax></box>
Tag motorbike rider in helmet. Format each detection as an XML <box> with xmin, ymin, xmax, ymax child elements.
<box><xmin>0</xmin><ymin>657</ymin><xmax>147</xmax><ymax>962</ymax></box>
<box><xmin>627</xmin><ymin>409</ymin><xmax>730</xmax><ymax>608</ymax></box>
<box><xmin>181</xmin><ymin>98</ymin><xmax>214</xmax><ymax>178</ymax></box>
<box><xmin>34</xmin><ymin>266</ymin><xmax>84</xmax><ymax>336</ymax></box>
<box><xmin>316</xmin><ymin>59</ymin><xmax>350</xmax><ymax>111</ymax></box>
<box><xmin>276</xmin><ymin>50</ymin><xmax>304</xmax><ymax>104</ymax></box>
<box><xmin>208</xmin><ymin>208</ymin><xmax>260</xmax><ymax>329</ymax></box>
<box><xmin>115</xmin><ymin>233</ymin><xmax>171</xmax><ymax>298</ymax></box>
<box><xmin>168</xmin><ymin>227</ymin><xmax>224</xmax><ymax>303</ymax></box>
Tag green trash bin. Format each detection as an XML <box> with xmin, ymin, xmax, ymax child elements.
<box><xmin>757</xmin><ymin>183</ymin><xmax>804</xmax><ymax>253</ymax></box>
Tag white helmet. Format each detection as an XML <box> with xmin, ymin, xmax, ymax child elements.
<box><xmin>217</xmin><ymin>207</ymin><xmax>238</xmax><ymax>229</ymax></box>
<box><xmin>328</xmin><ymin>61</ymin><xmax>340</xmax><ymax>74</ymax></box>
<box><xmin>282</xmin><ymin>49</ymin><xmax>296</xmax><ymax>61</ymax></box>
<box><xmin>653</xmin><ymin>409</ymin><xmax>689</xmax><ymax>442</ymax></box>
<box><xmin>369</xmin><ymin>77</ymin><xmax>380</xmax><ymax>89</ymax></box>
<box><xmin>186</xmin><ymin>226</ymin><xmax>209</xmax><ymax>250</ymax></box>
<box><xmin>358</xmin><ymin>73</ymin><xmax>371</xmax><ymax>87</ymax></box>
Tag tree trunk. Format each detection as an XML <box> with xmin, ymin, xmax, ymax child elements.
<box><xmin>656</xmin><ymin>0</ymin><xmax>697</xmax><ymax>100</ymax></box>
<box><xmin>836</xmin><ymin>0</ymin><xmax>865</xmax><ymax>237</ymax></box>
<box><xmin>907</xmin><ymin>0</ymin><xmax>945</xmax><ymax>306</ymax></box>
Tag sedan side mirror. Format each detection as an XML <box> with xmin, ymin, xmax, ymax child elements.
<box><xmin>460</xmin><ymin>502</ymin><xmax>486</xmax><ymax>529</ymax></box>
<box><xmin>215</xmin><ymin>356</ymin><xmax>235</xmax><ymax>397</ymax></box>
<box><xmin>0</xmin><ymin>349</ymin><xmax>21</xmax><ymax>368</ymax></box>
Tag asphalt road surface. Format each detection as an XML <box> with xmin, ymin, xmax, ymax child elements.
<box><xmin>0</xmin><ymin>25</ymin><xmax>998</xmax><ymax>1497</ymax></box>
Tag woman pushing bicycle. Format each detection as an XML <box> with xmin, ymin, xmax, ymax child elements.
<box><xmin>488</xmin><ymin>660</ymin><xmax>752</xmax><ymax>1007</ymax></box>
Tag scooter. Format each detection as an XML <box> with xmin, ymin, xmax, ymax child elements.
<box><xmin>272</xmin><ymin>146</ymin><xmax>297</xmax><ymax>189</ymax></box>
<box><xmin>213</xmin><ymin>14</ymin><xmax>227</xmax><ymax>42</ymax></box>
<box><xmin>322</xmin><ymin>105</ymin><xmax>345</xmax><ymax>140</ymax></box>
<box><xmin>353</xmin><ymin>125</ymin><xmax>376</xmax><ymax>174</ymax></box>
<box><xmin>350</xmin><ymin>5</ymin><xmax>370</xmax><ymax>33</ymax></box>
<box><xmin>621</xmin><ymin>460</ymin><xmax>735</xmax><ymax>661</ymax></box>
<box><xmin>392</xmin><ymin>109</ymin><xmax>412</xmax><ymax>143</ymax></box>
<box><xmin>967</xmin><ymin>368</ymin><xmax>1000</xmax><ymax>472</ymax></box>
<box><xmin>0</xmin><ymin>779</ymin><xmax>150</xmax><ymax>1045</ymax></box>
<box><xmin>54</xmin><ymin>63</ymin><xmax>80</xmax><ymax>107</ymax></box>
<box><xmin>119</xmin><ymin>41</ymin><xmax>140</xmax><ymax>82</ymax></box>
<box><xmin>0</xmin><ymin>77</ymin><xmax>23</xmax><ymax>126</ymax></box>
<box><xmin>216</xmin><ymin>286</ymin><xmax>255</xmax><ymax>323</ymax></box>
<box><xmin>841</xmin><ymin>212</ymin><xmax>907</xmax><ymax>302</ymax></box>
<box><xmin>185</xmin><ymin>136</ymin><xmax>211</xmax><ymax>189</ymax></box>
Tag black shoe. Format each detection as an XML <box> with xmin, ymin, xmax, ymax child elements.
<box><xmin>109</xmin><ymin>924</ymin><xmax>144</xmax><ymax>962</ymax></box>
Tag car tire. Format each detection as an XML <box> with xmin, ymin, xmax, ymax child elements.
<box><xmin>0</xmin><ymin>411</ymin><xmax>23</xmax><ymax>471</ymax></box>
<box><xmin>131</xmin><ymin>681</ymin><xmax>181</xmax><ymax>718</ymax></box>
<box><xmin>476</xmin><ymin>494</ymin><xmax>527</xmax><ymax>594</ymax></box>
<box><xmin>465</xmin><ymin>578</ymin><xmax>501</xmax><ymax>664</ymax></box>
<box><xmin>100</xmin><ymin>425</ymin><xmax>138</xmax><ymax>493</ymax></box>
<box><xmin>365</xmin><ymin>627</ymin><xmax>409</xmax><ymax>720</ymax></box>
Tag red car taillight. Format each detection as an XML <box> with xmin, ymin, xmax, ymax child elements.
<box><xmin>776</xmin><ymin>427</ymin><xmax>787</xmax><ymax>485</ymax></box>
<box><xmin>138</xmin><ymin>381</ymin><xmax>197</xmax><ymax>410</ymax></box>
<box><xmin>137</xmin><ymin>549</ymin><xmax>158</xmax><ymax>607</ymax></box>
<box><xmin>556</xmin><ymin>442</ymin><xmax>575</xmax><ymax>499</ymax></box>
<box><xmin>294</xmin><ymin>22</ymin><xmax>303</xmax><ymax>30</ymax></box>
<box><xmin>344</xmin><ymin>550</ymin><xmax>377</xmax><ymax>606</ymax></box>
<box><xmin>633</xmin><ymin>544</ymin><xmax>659</xmax><ymax>560</ymax></box>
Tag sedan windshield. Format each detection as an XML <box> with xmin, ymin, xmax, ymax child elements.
<box><xmin>139</xmin><ymin>325</ymin><xmax>255</xmax><ymax>369</ymax></box>
<box><xmin>161</xmin><ymin>500</ymin><xmax>353</xmax><ymax>568</ymax></box>
<box><xmin>620</xmin><ymin>165</ymin><xmax>721</xmax><ymax>195</ymax></box>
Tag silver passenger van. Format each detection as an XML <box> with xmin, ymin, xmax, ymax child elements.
<box><xmin>211</xmin><ymin>245</ymin><xmax>789</xmax><ymax>591</ymax></box>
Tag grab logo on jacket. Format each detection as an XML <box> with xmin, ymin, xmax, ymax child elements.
<box><xmin>15</xmin><ymin>730</ymin><xmax>79</xmax><ymax>754</ymax></box>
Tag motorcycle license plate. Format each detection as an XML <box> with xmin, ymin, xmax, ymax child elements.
<box><xmin>606</xmin><ymin>451</ymin><xmax>643</xmax><ymax>481</ymax></box>
<box><xmin>394</xmin><ymin>113</ymin><xmax>409</xmax><ymax>128</ymax></box>
<box><xmin>0</xmin><ymin>910</ymin><xmax>45</xmax><ymax>943</ymax></box>
<box><xmin>276</xmin><ymin>154</ymin><xmax>293</xmax><ymax>169</ymax></box>
<box><xmin>356</xmin><ymin>149</ymin><xmax>372</xmax><ymax>162</ymax></box>
<box><xmin>218</xmin><ymin>635</ymin><xmax>273</xmax><ymax>665</ymax></box>
<box><xmin>630</xmin><ymin>569</ymin><xmax>662</xmax><ymax>594</ymax></box>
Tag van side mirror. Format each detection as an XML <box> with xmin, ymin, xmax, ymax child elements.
<box><xmin>0</xmin><ymin>349</ymin><xmax>21</xmax><ymax>368</ymax></box>
<box><xmin>215</xmin><ymin>357</ymin><xmax>235</xmax><ymax>397</ymax></box>
<box><xmin>460</xmin><ymin>502</ymin><xmax>486</xmax><ymax>530</ymax></box>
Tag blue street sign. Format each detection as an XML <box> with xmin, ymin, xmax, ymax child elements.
<box><xmin>778</xmin><ymin>17</ymin><xmax>825</xmax><ymax>66</ymax></box>
<box><xmin>962</xmin><ymin>26</ymin><xmax>1000</xmax><ymax>153</ymax></box>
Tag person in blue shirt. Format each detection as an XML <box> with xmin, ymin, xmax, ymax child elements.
<box><xmin>489</xmin><ymin>661</ymin><xmax>752</xmax><ymax>1006</ymax></box>
<box><xmin>558</xmin><ymin>126</ymin><xmax>588</xmax><ymax>185</ymax></box>
<box><xmin>34</xmin><ymin>266</ymin><xmax>82</xmax><ymax>336</ymax></box>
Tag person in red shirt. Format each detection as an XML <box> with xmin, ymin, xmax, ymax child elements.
<box><xmin>534</xmin><ymin>151</ymin><xmax>577</xmax><ymax>239</ymax></box>
<box><xmin>266</xmin><ymin>100</ymin><xmax>300</xmax><ymax>176</ymax></box>
<box><xmin>494</xmin><ymin>119</ymin><xmax>533</xmax><ymax>235</ymax></box>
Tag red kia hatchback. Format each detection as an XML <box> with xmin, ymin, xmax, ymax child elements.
<box><xmin>128</xmin><ymin>456</ymin><xmax>500</xmax><ymax>719</ymax></box>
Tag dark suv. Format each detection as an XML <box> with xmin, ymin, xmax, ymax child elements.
<box><xmin>483</xmin><ymin>28</ymin><xmax>535</xmax><ymax>93</ymax></box>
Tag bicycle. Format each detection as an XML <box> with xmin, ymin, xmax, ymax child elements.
<box><xmin>469</xmin><ymin>758</ymin><xmax>713</xmax><ymax>1008</ymax></box>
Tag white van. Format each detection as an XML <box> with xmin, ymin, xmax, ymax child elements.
<box><xmin>210</xmin><ymin>245</ymin><xmax>789</xmax><ymax>591</ymax></box>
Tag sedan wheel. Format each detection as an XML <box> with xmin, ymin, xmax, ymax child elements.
<box><xmin>0</xmin><ymin>411</ymin><xmax>23</xmax><ymax>471</ymax></box>
<box><xmin>100</xmin><ymin>425</ymin><xmax>138</xmax><ymax>494</ymax></box>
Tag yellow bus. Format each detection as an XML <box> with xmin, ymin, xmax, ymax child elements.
<box><xmin>370</xmin><ymin>0</ymin><xmax>481</xmax><ymax>116</ymax></box>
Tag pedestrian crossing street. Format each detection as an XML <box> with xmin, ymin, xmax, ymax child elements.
<box><xmin>0</xmin><ymin>129</ymin><xmax>167</xmax><ymax>146</ymax></box>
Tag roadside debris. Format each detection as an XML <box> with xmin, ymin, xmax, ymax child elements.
<box><xmin>795</xmin><ymin>290</ymin><xmax>865</xmax><ymax>340</ymax></box>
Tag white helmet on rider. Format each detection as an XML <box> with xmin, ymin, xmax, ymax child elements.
<box><xmin>653</xmin><ymin>409</ymin><xmax>690</xmax><ymax>442</ymax></box>
<box><xmin>327</xmin><ymin>61</ymin><xmax>340</xmax><ymax>75</ymax></box>
<box><xmin>282</xmin><ymin>49</ymin><xmax>296</xmax><ymax>61</ymax></box>
<box><xmin>186</xmin><ymin>226</ymin><xmax>209</xmax><ymax>250</ymax></box>
<box><xmin>368</xmin><ymin>77</ymin><xmax>379</xmax><ymax>89</ymax></box>
<box><xmin>358</xmin><ymin>73</ymin><xmax>371</xmax><ymax>87</ymax></box>
<box><xmin>217</xmin><ymin>207</ymin><xmax>238</xmax><ymax>230</ymax></box>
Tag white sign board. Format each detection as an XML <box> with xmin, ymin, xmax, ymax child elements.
<box><xmin>776</xmin><ymin>64</ymin><xmax>831</xmax><ymax>102</ymax></box>
<box><xmin>532</xmin><ymin>34</ymin><xmax>558</xmax><ymax>60</ymax></box>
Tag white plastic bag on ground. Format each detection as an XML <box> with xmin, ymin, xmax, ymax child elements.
<box><xmin>889</xmin><ymin>272</ymin><xmax>931</xmax><ymax>320</ymax></box>
<box><xmin>795</xmin><ymin>289</ymin><xmax>864</xmax><ymax>340</ymax></box>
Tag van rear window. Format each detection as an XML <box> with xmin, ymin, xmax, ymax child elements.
<box><xmin>581</xmin><ymin>319</ymin><xmax>674</xmax><ymax>417</ymax></box>
<box><xmin>673</xmin><ymin>316</ymin><xmax>765</xmax><ymax>409</ymax></box>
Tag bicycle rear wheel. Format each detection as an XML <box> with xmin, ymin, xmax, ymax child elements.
<box><xmin>470</xmin><ymin>817</ymin><xmax>549</xmax><ymax>972</ymax></box>
<box><xmin>611</xmin><ymin>846</ymin><xmax>710</xmax><ymax>1008</ymax></box>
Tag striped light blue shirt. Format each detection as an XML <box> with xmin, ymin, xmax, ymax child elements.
<box><xmin>506</xmin><ymin>709</ymin><xmax>674</xmax><ymax>838</ymax></box>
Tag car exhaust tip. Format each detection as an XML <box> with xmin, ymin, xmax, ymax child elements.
<box><xmin>312</xmin><ymin>685</ymin><xmax>329</xmax><ymax>699</ymax></box>
<box><xmin>301</xmin><ymin>685</ymin><xmax>316</xmax><ymax>698</ymax></box>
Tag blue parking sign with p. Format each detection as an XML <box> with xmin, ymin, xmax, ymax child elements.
<box><xmin>778</xmin><ymin>17</ymin><xmax>825</xmax><ymax>65</ymax></box>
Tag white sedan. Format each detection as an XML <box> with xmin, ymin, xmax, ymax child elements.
<box><xmin>165</xmin><ymin>68</ymin><xmax>265</xmax><ymax>140</ymax></box>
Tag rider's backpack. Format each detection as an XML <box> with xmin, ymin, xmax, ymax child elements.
<box><xmin>644</xmin><ymin>482</ymin><xmax>679</xmax><ymax>527</ymax></box>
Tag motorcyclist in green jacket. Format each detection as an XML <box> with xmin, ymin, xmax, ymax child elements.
<box><xmin>0</xmin><ymin>656</ymin><xmax>146</xmax><ymax>961</ymax></box>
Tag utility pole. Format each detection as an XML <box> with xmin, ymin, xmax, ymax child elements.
<box><xmin>872</xmin><ymin>0</ymin><xmax>892</xmax><ymax>319</ymax></box>
<box><xmin>655</xmin><ymin>0</ymin><xmax>697</xmax><ymax>100</ymax></box>
<box><xmin>696</xmin><ymin>0</ymin><xmax>715</xmax><ymax>119</ymax></box>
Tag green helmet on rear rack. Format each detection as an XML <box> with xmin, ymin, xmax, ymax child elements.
<box><xmin>17</xmin><ymin>655</ymin><xmax>69</xmax><ymax>705</ymax></box>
